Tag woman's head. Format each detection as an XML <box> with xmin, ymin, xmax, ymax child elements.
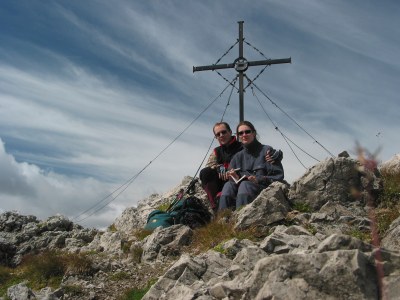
<box><xmin>236</xmin><ymin>121</ymin><xmax>257</xmax><ymax>145</ymax></box>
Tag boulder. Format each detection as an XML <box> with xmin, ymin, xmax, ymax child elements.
<box><xmin>141</xmin><ymin>224</ymin><xmax>193</xmax><ymax>263</ymax></box>
<box><xmin>234</xmin><ymin>182</ymin><xmax>290</xmax><ymax>230</ymax></box>
<box><xmin>381</xmin><ymin>216</ymin><xmax>400</xmax><ymax>252</ymax></box>
<box><xmin>380</xmin><ymin>154</ymin><xmax>400</xmax><ymax>176</ymax></box>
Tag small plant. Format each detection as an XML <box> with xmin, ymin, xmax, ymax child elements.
<box><xmin>156</xmin><ymin>202</ymin><xmax>171</xmax><ymax>212</ymax></box>
<box><xmin>109</xmin><ymin>271</ymin><xmax>131</xmax><ymax>281</ymax></box>
<box><xmin>121</xmin><ymin>240</ymin><xmax>133</xmax><ymax>254</ymax></box>
<box><xmin>108</xmin><ymin>223</ymin><xmax>118</xmax><ymax>232</ymax></box>
<box><xmin>213</xmin><ymin>243</ymin><xmax>225</xmax><ymax>254</ymax></box>
<box><xmin>62</xmin><ymin>285</ymin><xmax>85</xmax><ymax>297</ymax></box>
<box><xmin>132</xmin><ymin>228</ymin><xmax>153</xmax><ymax>241</ymax></box>
<box><xmin>293</xmin><ymin>201</ymin><xmax>312</xmax><ymax>213</ymax></box>
<box><xmin>131</xmin><ymin>245</ymin><xmax>143</xmax><ymax>264</ymax></box>
<box><xmin>304</xmin><ymin>223</ymin><xmax>317</xmax><ymax>235</ymax></box>
<box><xmin>346</xmin><ymin>228</ymin><xmax>371</xmax><ymax>243</ymax></box>
<box><xmin>118</xmin><ymin>278</ymin><xmax>157</xmax><ymax>300</ymax></box>
<box><xmin>60</xmin><ymin>252</ymin><xmax>94</xmax><ymax>276</ymax></box>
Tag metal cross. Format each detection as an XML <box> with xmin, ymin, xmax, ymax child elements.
<box><xmin>193</xmin><ymin>21</ymin><xmax>291</xmax><ymax>122</ymax></box>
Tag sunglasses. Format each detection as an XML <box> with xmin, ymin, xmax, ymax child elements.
<box><xmin>215</xmin><ymin>130</ymin><xmax>228</xmax><ymax>137</ymax></box>
<box><xmin>238</xmin><ymin>129</ymin><xmax>253</xmax><ymax>136</ymax></box>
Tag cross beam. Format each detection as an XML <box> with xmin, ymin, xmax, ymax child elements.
<box><xmin>193</xmin><ymin>21</ymin><xmax>291</xmax><ymax>122</ymax></box>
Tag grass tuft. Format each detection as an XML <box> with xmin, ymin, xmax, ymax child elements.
<box><xmin>187</xmin><ymin>209</ymin><xmax>269</xmax><ymax>255</ymax></box>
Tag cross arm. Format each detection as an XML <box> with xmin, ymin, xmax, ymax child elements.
<box><xmin>248</xmin><ymin>57</ymin><xmax>291</xmax><ymax>67</ymax></box>
<box><xmin>193</xmin><ymin>63</ymin><xmax>235</xmax><ymax>73</ymax></box>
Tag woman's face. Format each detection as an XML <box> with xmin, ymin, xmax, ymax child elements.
<box><xmin>237</xmin><ymin>125</ymin><xmax>255</xmax><ymax>145</ymax></box>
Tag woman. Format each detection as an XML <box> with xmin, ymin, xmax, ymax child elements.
<box><xmin>218</xmin><ymin>121</ymin><xmax>284</xmax><ymax>210</ymax></box>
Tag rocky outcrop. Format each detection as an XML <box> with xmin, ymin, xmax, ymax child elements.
<box><xmin>0</xmin><ymin>212</ymin><xmax>98</xmax><ymax>266</ymax></box>
<box><xmin>143</xmin><ymin>231</ymin><xmax>398</xmax><ymax>300</ymax></box>
<box><xmin>2</xmin><ymin>155</ymin><xmax>400</xmax><ymax>300</ymax></box>
<box><xmin>288</xmin><ymin>156</ymin><xmax>381</xmax><ymax>210</ymax></box>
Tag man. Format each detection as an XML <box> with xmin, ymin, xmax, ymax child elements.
<box><xmin>200</xmin><ymin>122</ymin><xmax>242</xmax><ymax>210</ymax></box>
<box><xmin>200</xmin><ymin>122</ymin><xmax>283</xmax><ymax>210</ymax></box>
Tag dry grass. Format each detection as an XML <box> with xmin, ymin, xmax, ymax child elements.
<box><xmin>187</xmin><ymin>209</ymin><xmax>269</xmax><ymax>255</ymax></box>
<box><xmin>0</xmin><ymin>250</ymin><xmax>94</xmax><ymax>294</ymax></box>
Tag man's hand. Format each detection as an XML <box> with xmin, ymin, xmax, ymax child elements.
<box><xmin>265</xmin><ymin>149</ymin><xmax>283</xmax><ymax>164</ymax></box>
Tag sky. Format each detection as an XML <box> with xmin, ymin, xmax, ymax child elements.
<box><xmin>1</xmin><ymin>0</ymin><xmax>399</xmax><ymax>229</ymax></box>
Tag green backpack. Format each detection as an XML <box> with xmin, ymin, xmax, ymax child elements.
<box><xmin>144</xmin><ymin>196</ymin><xmax>211</xmax><ymax>231</ymax></box>
<box><xmin>144</xmin><ymin>209</ymin><xmax>176</xmax><ymax>231</ymax></box>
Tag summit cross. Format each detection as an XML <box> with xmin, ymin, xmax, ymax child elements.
<box><xmin>193</xmin><ymin>21</ymin><xmax>291</xmax><ymax>122</ymax></box>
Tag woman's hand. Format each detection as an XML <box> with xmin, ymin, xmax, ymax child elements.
<box><xmin>226</xmin><ymin>169</ymin><xmax>239</xmax><ymax>181</ymax></box>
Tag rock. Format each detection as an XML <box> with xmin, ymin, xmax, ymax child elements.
<box><xmin>315</xmin><ymin>234</ymin><xmax>373</xmax><ymax>253</ymax></box>
<box><xmin>381</xmin><ymin>216</ymin><xmax>400</xmax><ymax>252</ymax></box>
<box><xmin>244</xmin><ymin>250</ymin><xmax>378</xmax><ymax>299</ymax></box>
<box><xmin>380</xmin><ymin>154</ymin><xmax>400</xmax><ymax>176</ymax></box>
<box><xmin>259</xmin><ymin>226</ymin><xmax>320</xmax><ymax>255</ymax></box>
<box><xmin>0</xmin><ymin>211</ymin><xmax>99</xmax><ymax>266</ymax></box>
<box><xmin>83</xmin><ymin>231</ymin><xmax>124</xmax><ymax>254</ymax></box>
<box><xmin>288</xmin><ymin>156</ymin><xmax>381</xmax><ymax>210</ymax></box>
<box><xmin>234</xmin><ymin>182</ymin><xmax>290</xmax><ymax>230</ymax></box>
<box><xmin>7</xmin><ymin>282</ymin><xmax>36</xmax><ymax>300</ymax></box>
<box><xmin>142</xmin><ymin>225</ymin><xmax>193</xmax><ymax>262</ymax></box>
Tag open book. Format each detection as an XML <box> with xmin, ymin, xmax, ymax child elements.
<box><xmin>229</xmin><ymin>174</ymin><xmax>247</xmax><ymax>184</ymax></box>
<box><xmin>229</xmin><ymin>168</ymin><xmax>247</xmax><ymax>184</ymax></box>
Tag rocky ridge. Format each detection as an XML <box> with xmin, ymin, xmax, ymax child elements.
<box><xmin>1</xmin><ymin>154</ymin><xmax>400</xmax><ymax>299</ymax></box>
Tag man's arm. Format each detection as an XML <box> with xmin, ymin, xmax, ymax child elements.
<box><xmin>205</xmin><ymin>150</ymin><xmax>218</xmax><ymax>168</ymax></box>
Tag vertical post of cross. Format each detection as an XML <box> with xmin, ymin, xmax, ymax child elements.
<box><xmin>238</xmin><ymin>21</ymin><xmax>245</xmax><ymax>122</ymax></box>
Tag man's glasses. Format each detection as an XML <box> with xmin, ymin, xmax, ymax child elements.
<box><xmin>238</xmin><ymin>130</ymin><xmax>253</xmax><ymax>136</ymax></box>
<box><xmin>215</xmin><ymin>130</ymin><xmax>228</xmax><ymax>137</ymax></box>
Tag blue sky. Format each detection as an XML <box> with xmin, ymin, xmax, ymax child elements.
<box><xmin>1</xmin><ymin>1</ymin><xmax>399</xmax><ymax>228</ymax></box>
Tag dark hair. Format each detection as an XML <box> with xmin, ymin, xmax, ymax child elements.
<box><xmin>213</xmin><ymin>122</ymin><xmax>232</xmax><ymax>134</ymax></box>
<box><xmin>236</xmin><ymin>121</ymin><xmax>258</xmax><ymax>140</ymax></box>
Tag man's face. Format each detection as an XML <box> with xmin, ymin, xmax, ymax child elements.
<box><xmin>214</xmin><ymin>124</ymin><xmax>232</xmax><ymax>145</ymax></box>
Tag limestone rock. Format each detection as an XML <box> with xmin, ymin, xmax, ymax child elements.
<box><xmin>380</xmin><ymin>153</ymin><xmax>400</xmax><ymax>176</ymax></box>
<box><xmin>142</xmin><ymin>224</ymin><xmax>193</xmax><ymax>263</ymax></box>
<box><xmin>234</xmin><ymin>181</ymin><xmax>290</xmax><ymax>230</ymax></box>
<box><xmin>288</xmin><ymin>156</ymin><xmax>381</xmax><ymax>210</ymax></box>
<box><xmin>382</xmin><ymin>216</ymin><xmax>400</xmax><ymax>252</ymax></box>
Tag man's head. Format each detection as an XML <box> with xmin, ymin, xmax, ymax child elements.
<box><xmin>213</xmin><ymin>122</ymin><xmax>232</xmax><ymax>145</ymax></box>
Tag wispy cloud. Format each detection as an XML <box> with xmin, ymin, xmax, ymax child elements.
<box><xmin>0</xmin><ymin>0</ymin><xmax>399</xmax><ymax>227</ymax></box>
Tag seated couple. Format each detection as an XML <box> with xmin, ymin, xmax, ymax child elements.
<box><xmin>200</xmin><ymin>121</ymin><xmax>284</xmax><ymax>211</ymax></box>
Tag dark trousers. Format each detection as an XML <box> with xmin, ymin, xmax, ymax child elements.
<box><xmin>218</xmin><ymin>180</ymin><xmax>262</xmax><ymax>210</ymax></box>
<box><xmin>199</xmin><ymin>167</ymin><xmax>225</xmax><ymax>209</ymax></box>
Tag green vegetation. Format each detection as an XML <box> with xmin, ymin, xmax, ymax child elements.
<box><xmin>346</xmin><ymin>228</ymin><xmax>371</xmax><ymax>243</ymax></box>
<box><xmin>109</xmin><ymin>271</ymin><xmax>131</xmax><ymax>281</ymax></box>
<box><xmin>304</xmin><ymin>223</ymin><xmax>317</xmax><ymax>235</ymax></box>
<box><xmin>0</xmin><ymin>250</ymin><xmax>93</xmax><ymax>297</ymax></box>
<box><xmin>187</xmin><ymin>210</ymin><xmax>269</xmax><ymax>255</ymax></box>
<box><xmin>376</xmin><ymin>172</ymin><xmax>400</xmax><ymax>237</ymax></box>
<box><xmin>118</xmin><ymin>279</ymin><xmax>157</xmax><ymax>300</ymax></box>
<box><xmin>108</xmin><ymin>223</ymin><xmax>118</xmax><ymax>232</ymax></box>
<box><xmin>156</xmin><ymin>202</ymin><xmax>171</xmax><ymax>212</ymax></box>
<box><xmin>293</xmin><ymin>201</ymin><xmax>312</xmax><ymax>213</ymax></box>
<box><xmin>62</xmin><ymin>285</ymin><xmax>85</xmax><ymax>297</ymax></box>
<box><xmin>132</xmin><ymin>228</ymin><xmax>153</xmax><ymax>241</ymax></box>
<box><xmin>131</xmin><ymin>245</ymin><xmax>144</xmax><ymax>264</ymax></box>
